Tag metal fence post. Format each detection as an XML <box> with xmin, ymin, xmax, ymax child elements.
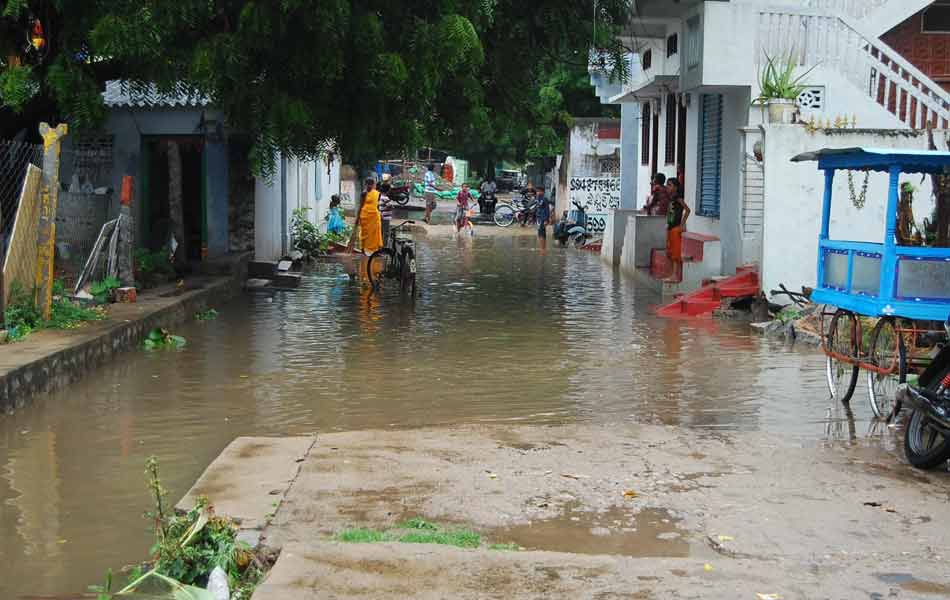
<box><xmin>34</xmin><ymin>122</ymin><xmax>68</xmax><ymax>320</ymax></box>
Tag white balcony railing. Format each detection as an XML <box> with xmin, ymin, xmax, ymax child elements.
<box><xmin>803</xmin><ymin>0</ymin><xmax>888</xmax><ymax>21</ymax></box>
<box><xmin>758</xmin><ymin>9</ymin><xmax>950</xmax><ymax>128</ymax></box>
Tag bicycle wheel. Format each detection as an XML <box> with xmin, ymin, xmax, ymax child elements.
<box><xmin>400</xmin><ymin>247</ymin><xmax>417</xmax><ymax>297</ymax></box>
<box><xmin>367</xmin><ymin>247</ymin><xmax>397</xmax><ymax>289</ymax></box>
<box><xmin>866</xmin><ymin>317</ymin><xmax>907</xmax><ymax>420</ymax></box>
<box><xmin>494</xmin><ymin>204</ymin><xmax>515</xmax><ymax>227</ymax></box>
<box><xmin>826</xmin><ymin>309</ymin><xmax>859</xmax><ymax>404</ymax></box>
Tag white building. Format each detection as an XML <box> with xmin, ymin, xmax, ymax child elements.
<box><xmin>595</xmin><ymin>0</ymin><xmax>950</xmax><ymax>299</ymax></box>
<box><xmin>555</xmin><ymin>119</ymin><xmax>621</xmax><ymax>232</ymax></box>
<box><xmin>254</xmin><ymin>153</ymin><xmax>341</xmax><ymax>262</ymax></box>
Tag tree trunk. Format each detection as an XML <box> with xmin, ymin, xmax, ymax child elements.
<box><xmin>167</xmin><ymin>140</ymin><xmax>185</xmax><ymax>268</ymax></box>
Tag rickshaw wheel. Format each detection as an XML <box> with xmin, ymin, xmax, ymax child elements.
<box><xmin>826</xmin><ymin>309</ymin><xmax>859</xmax><ymax>404</ymax></box>
<box><xmin>866</xmin><ymin>317</ymin><xmax>907</xmax><ymax>421</ymax></box>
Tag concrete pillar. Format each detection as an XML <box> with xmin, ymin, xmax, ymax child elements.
<box><xmin>204</xmin><ymin>139</ymin><xmax>230</xmax><ymax>257</ymax></box>
<box><xmin>620</xmin><ymin>103</ymin><xmax>640</xmax><ymax>210</ymax></box>
<box><xmin>34</xmin><ymin>122</ymin><xmax>67</xmax><ymax>320</ymax></box>
<box><xmin>603</xmin><ymin>104</ymin><xmax>641</xmax><ymax>269</ymax></box>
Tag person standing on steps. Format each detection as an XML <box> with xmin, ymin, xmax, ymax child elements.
<box><xmin>664</xmin><ymin>177</ymin><xmax>690</xmax><ymax>282</ymax></box>
<box><xmin>643</xmin><ymin>172</ymin><xmax>670</xmax><ymax>216</ymax></box>
<box><xmin>423</xmin><ymin>164</ymin><xmax>438</xmax><ymax>224</ymax></box>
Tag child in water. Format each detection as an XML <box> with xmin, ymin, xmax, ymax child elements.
<box><xmin>327</xmin><ymin>195</ymin><xmax>346</xmax><ymax>234</ymax></box>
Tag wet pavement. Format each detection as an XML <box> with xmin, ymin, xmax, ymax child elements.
<box><xmin>0</xmin><ymin>230</ymin><xmax>909</xmax><ymax>598</ymax></box>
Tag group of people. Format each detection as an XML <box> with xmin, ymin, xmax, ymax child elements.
<box><xmin>642</xmin><ymin>172</ymin><xmax>690</xmax><ymax>282</ymax></box>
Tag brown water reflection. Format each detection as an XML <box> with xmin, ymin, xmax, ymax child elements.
<box><xmin>0</xmin><ymin>234</ymin><xmax>882</xmax><ymax>597</ymax></box>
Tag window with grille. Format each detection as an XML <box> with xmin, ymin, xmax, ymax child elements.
<box><xmin>665</xmin><ymin>94</ymin><xmax>677</xmax><ymax>165</ymax></box>
<box><xmin>686</xmin><ymin>17</ymin><xmax>701</xmax><ymax>69</ymax></box>
<box><xmin>642</xmin><ymin>49</ymin><xmax>653</xmax><ymax>71</ymax></box>
<box><xmin>923</xmin><ymin>1</ymin><xmax>950</xmax><ymax>33</ymax></box>
<box><xmin>667</xmin><ymin>34</ymin><xmax>678</xmax><ymax>57</ymax></box>
<box><xmin>641</xmin><ymin>102</ymin><xmax>651</xmax><ymax>166</ymax></box>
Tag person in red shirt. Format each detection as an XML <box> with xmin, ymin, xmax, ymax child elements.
<box><xmin>455</xmin><ymin>184</ymin><xmax>473</xmax><ymax>233</ymax></box>
<box><xmin>643</xmin><ymin>173</ymin><xmax>671</xmax><ymax>216</ymax></box>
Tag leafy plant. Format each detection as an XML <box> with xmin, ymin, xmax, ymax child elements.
<box><xmin>2</xmin><ymin>280</ymin><xmax>103</xmax><ymax>342</ymax></box>
<box><xmin>195</xmin><ymin>308</ymin><xmax>218</xmax><ymax>321</ymax></box>
<box><xmin>756</xmin><ymin>53</ymin><xmax>815</xmax><ymax>103</ymax></box>
<box><xmin>291</xmin><ymin>208</ymin><xmax>351</xmax><ymax>259</ymax></box>
<box><xmin>91</xmin><ymin>276</ymin><xmax>121</xmax><ymax>303</ymax></box>
<box><xmin>143</xmin><ymin>327</ymin><xmax>186</xmax><ymax>350</ymax></box>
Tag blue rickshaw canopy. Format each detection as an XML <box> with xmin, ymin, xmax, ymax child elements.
<box><xmin>791</xmin><ymin>147</ymin><xmax>950</xmax><ymax>174</ymax></box>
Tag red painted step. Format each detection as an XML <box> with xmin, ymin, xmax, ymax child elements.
<box><xmin>656</xmin><ymin>268</ymin><xmax>760</xmax><ymax>318</ymax></box>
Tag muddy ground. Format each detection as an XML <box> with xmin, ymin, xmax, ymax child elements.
<box><xmin>182</xmin><ymin>424</ymin><xmax>950</xmax><ymax>599</ymax></box>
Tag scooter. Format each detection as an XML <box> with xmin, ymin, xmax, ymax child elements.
<box><xmin>554</xmin><ymin>201</ymin><xmax>589</xmax><ymax>248</ymax></box>
<box><xmin>479</xmin><ymin>191</ymin><xmax>497</xmax><ymax>215</ymax></box>
<box><xmin>896</xmin><ymin>315</ymin><xmax>950</xmax><ymax>469</ymax></box>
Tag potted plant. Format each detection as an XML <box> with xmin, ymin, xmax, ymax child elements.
<box><xmin>756</xmin><ymin>53</ymin><xmax>815</xmax><ymax>124</ymax></box>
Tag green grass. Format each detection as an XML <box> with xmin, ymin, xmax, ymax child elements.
<box><xmin>336</xmin><ymin>519</ymin><xmax>497</xmax><ymax>550</ymax></box>
<box><xmin>488</xmin><ymin>542</ymin><xmax>521</xmax><ymax>551</ymax></box>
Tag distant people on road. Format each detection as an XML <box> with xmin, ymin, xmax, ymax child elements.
<box><xmin>643</xmin><ymin>173</ymin><xmax>670</xmax><ymax>216</ymax></box>
<box><xmin>327</xmin><ymin>194</ymin><xmax>346</xmax><ymax>235</ymax></box>
<box><xmin>379</xmin><ymin>178</ymin><xmax>393</xmax><ymax>243</ymax></box>
<box><xmin>455</xmin><ymin>183</ymin><xmax>474</xmax><ymax>234</ymax></box>
<box><xmin>349</xmin><ymin>177</ymin><xmax>383</xmax><ymax>256</ymax></box>
<box><xmin>424</xmin><ymin>164</ymin><xmax>438</xmax><ymax>224</ymax></box>
<box><xmin>665</xmin><ymin>177</ymin><xmax>690</xmax><ymax>282</ymax></box>
<box><xmin>535</xmin><ymin>189</ymin><xmax>552</xmax><ymax>239</ymax></box>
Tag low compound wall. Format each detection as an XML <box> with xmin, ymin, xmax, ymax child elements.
<box><xmin>0</xmin><ymin>264</ymin><xmax>246</xmax><ymax>414</ymax></box>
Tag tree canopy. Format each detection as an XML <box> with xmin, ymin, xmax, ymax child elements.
<box><xmin>0</xmin><ymin>0</ymin><xmax>630</xmax><ymax>171</ymax></box>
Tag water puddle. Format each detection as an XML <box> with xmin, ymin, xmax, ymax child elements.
<box><xmin>876</xmin><ymin>573</ymin><xmax>950</xmax><ymax>595</ymax></box>
<box><xmin>493</xmin><ymin>503</ymin><xmax>691</xmax><ymax>557</ymax></box>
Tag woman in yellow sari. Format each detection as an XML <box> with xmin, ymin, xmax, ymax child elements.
<box><xmin>350</xmin><ymin>177</ymin><xmax>383</xmax><ymax>255</ymax></box>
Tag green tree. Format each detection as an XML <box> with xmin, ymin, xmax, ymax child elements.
<box><xmin>0</xmin><ymin>0</ymin><xmax>629</xmax><ymax>171</ymax></box>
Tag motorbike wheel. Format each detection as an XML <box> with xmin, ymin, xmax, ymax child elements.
<box><xmin>393</xmin><ymin>193</ymin><xmax>410</xmax><ymax>206</ymax></box>
<box><xmin>571</xmin><ymin>234</ymin><xmax>587</xmax><ymax>249</ymax></box>
<box><xmin>905</xmin><ymin>407</ymin><xmax>950</xmax><ymax>470</ymax></box>
<box><xmin>494</xmin><ymin>204</ymin><xmax>516</xmax><ymax>227</ymax></box>
<box><xmin>367</xmin><ymin>248</ymin><xmax>397</xmax><ymax>290</ymax></box>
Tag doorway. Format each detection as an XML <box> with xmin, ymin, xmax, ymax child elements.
<box><xmin>142</xmin><ymin>136</ymin><xmax>205</xmax><ymax>261</ymax></box>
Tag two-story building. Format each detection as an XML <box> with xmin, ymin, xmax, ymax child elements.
<box><xmin>595</xmin><ymin>0</ymin><xmax>950</xmax><ymax>301</ymax></box>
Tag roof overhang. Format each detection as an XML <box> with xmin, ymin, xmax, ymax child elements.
<box><xmin>791</xmin><ymin>147</ymin><xmax>950</xmax><ymax>174</ymax></box>
<box><xmin>609</xmin><ymin>75</ymin><xmax>679</xmax><ymax>104</ymax></box>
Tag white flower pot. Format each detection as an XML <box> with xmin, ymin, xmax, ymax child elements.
<box><xmin>767</xmin><ymin>99</ymin><xmax>797</xmax><ymax>124</ymax></box>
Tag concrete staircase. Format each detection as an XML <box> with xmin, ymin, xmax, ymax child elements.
<box><xmin>656</xmin><ymin>267</ymin><xmax>760</xmax><ymax>318</ymax></box>
<box><xmin>759</xmin><ymin>4</ymin><xmax>950</xmax><ymax>129</ymax></box>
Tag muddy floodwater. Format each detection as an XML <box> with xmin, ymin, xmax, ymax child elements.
<box><xmin>0</xmin><ymin>232</ymin><xmax>893</xmax><ymax>598</ymax></box>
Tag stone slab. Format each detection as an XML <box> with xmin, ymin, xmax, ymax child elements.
<box><xmin>177</xmin><ymin>436</ymin><xmax>316</xmax><ymax>533</ymax></box>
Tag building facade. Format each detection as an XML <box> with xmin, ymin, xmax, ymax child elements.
<box><xmin>594</xmin><ymin>0</ymin><xmax>950</xmax><ymax>296</ymax></box>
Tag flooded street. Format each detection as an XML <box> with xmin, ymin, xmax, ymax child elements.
<box><xmin>0</xmin><ymin>231</ymin><xmax>896</xmax><ymax>598</ymax></box>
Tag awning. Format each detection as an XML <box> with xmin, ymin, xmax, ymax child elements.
<box><xmin>791</xmin><ymin>147</ymin><xmax>950</xmax><ymax>174</ymax></box>
<box><xmin>609</xmin><ymin>75</ymin><xmax>679</xmax><ymax>104</ymax></box>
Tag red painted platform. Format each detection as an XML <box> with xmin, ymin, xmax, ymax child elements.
<box><xmin>656</xmin><ymin>268</ymin><xmax>760</xmax><ymax>318</ymax></box>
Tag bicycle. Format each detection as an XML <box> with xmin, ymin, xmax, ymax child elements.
<box><xmin>493</xmin><ymin>199</ymin><xmax>536</xmax><ymax>227</ymax></box>
<box><xmin>367</xmin><ymin>221</ymin><xmax>417</xmax><ymax>295</ymax></box>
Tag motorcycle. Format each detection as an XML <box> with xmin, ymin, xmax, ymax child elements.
<box><xmin>478</xmin><ymin>191</ymin><xmax>497</xmax><ymax>215</ymax></box>
<box><xmin>896</xmin><ymin>315</ymin><xmax>950</xmax><ymax>469</ymax></box>
<box><xmin>554</xmin><ymin>201</ymin><xmax>590</xmax><ymax>248</ymax></box>
<box><xmin>389</xmin><ymin>182</ymin><xmax>412</xmax><ymax>206</ymax></box>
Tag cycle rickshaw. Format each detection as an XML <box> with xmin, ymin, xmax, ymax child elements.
<box><xmin>792</xmin><ymin>148</ymin><xmax>950</xmax><ymax>420</ymax></box>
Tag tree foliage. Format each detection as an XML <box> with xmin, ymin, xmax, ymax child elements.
<box><xmin>0</xmin><ymin>0</ymin><xmax>630</xmax><ymax>170</ymax></box>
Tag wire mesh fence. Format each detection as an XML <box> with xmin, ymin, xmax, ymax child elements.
<box><xmin>0</xmin><ymin>139</ymin><xmax>43</xmax><ymax>263</ymax></box>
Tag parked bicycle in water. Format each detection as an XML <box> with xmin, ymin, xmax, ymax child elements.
<box><xmin>367</xmin><ymin>221</ymin><xmax>417</xmax><ymax>296</ymax></box>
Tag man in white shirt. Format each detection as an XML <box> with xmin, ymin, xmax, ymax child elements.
<box><xmin>423</xmin><ymin>165</ymin><xmax>438</xmax><ymax>224</ymax></box>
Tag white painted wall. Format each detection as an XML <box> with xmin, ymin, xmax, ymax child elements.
<box><xmin>559</xmin><ymin>120</ymin><xmax>621</xmax><ymax>219</ymax></box>
<box><xmin>760</xmin><ymin>125</ymin><xmax>940</xmax><ymax>300</ymax></box>
<box><xmin>254</xmin><ymin>152</ymin><xmax>341</xmax><ymax>262</ymax></box>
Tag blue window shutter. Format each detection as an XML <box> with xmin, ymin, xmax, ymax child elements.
<box><xmin>698</xmin><ymin>94</ymin><xmax>723</xmax><ymax>218</ymax></box>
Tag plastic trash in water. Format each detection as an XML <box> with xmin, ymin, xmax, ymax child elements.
<box><xmin>207</xmin><ymin>566</ymin><xmax>230</xmax><ymax>600</ymax></box>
